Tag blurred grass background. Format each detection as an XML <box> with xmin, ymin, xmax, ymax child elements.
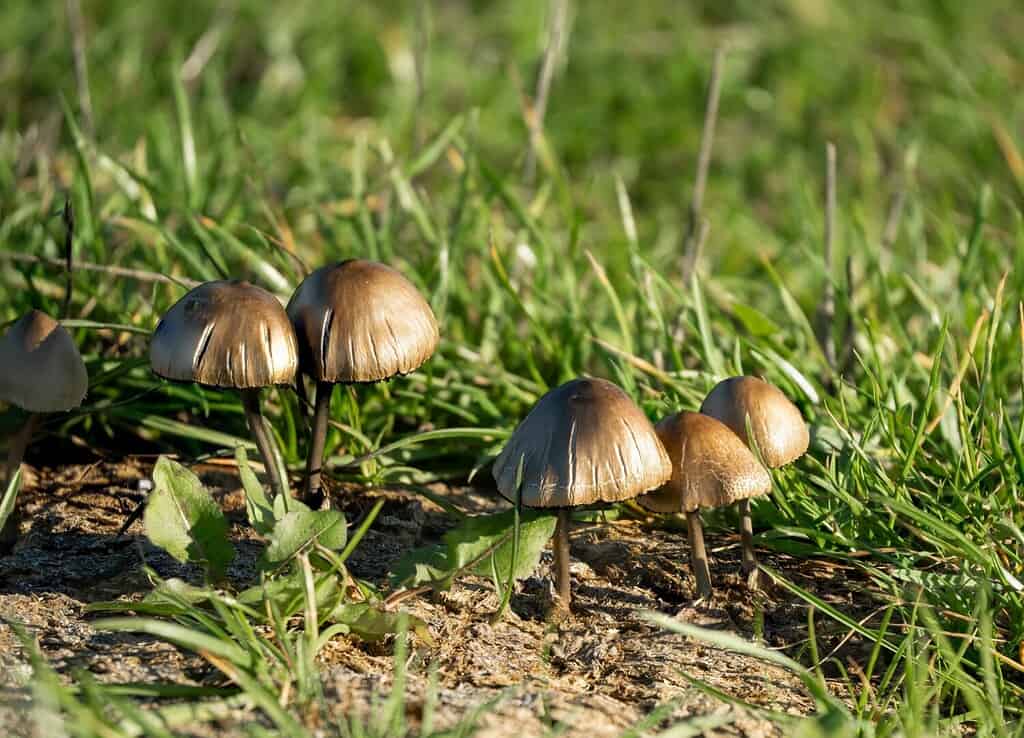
<box><xmin>3</xmin><ymin>0</ymin><xmax>1024</xmax><ymax>729</ymax></box>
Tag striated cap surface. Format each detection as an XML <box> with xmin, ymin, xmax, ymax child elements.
<box><xmin>700</xmin><ymin>376</ymin><xmax>809</xmax><ymax>468</ymax></box>
<box><xmin>150</xmin><ymin>281</ymin><xmax>298</xmax><ymax>389</ymax></box>
<box><xmin>492</xmin><ymin>377</ymin><xmax>672</xmax><ymax>508</ymax></box>
<box><xmin>287</xmin><ymin>260</ymin><xmax>439</xmax><ymax>384</ymax></box>
<box><xmin>0</xmin><ymin>310</ymin><xmax>88</xmax><ymax>412</ymax></box>
<box><xmin>640</xmin><ymin>412</ymin><xmax>771</xmax><ymax>514</ymax></box>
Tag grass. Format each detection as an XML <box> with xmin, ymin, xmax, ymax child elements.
<box><xmin>3</xmin><ymin>0</ymin><xmax>1024</xmax><ymax>734</ymax></box>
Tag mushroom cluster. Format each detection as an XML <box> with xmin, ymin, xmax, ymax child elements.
<box><xmin>148</xmin><ymin>259</ymin><xmax>437</xmax><ymax>508</ymax></box>
<box><xmin>491</xmin><ymin>373</ymin><xmax>808</xmax><ymax>607</ymax></box>
<box><xmin>2</xmin><ymin>252</ymin><xmax>810</xmax><ymax>617</ymax></box>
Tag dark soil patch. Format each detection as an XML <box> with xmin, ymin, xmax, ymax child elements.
<box><xmin>0</xmin><ymin>460</ymin><xmax>881</xmax><ymax>737</ymax></box>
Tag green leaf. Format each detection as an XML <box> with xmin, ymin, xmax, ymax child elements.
<box><xmin>730</xmin><ymin>302</ymin><xmax>781</xmax><ymax>337</ymax></box>
<box><xmin>236</xmin><ymin>446</ymin><xmax>274</xmax><ymax>536</ymax></box>
<box><xmin>260</xmin><ymin>509</ymin><xmax>348</xmax><ymax>569</ymax></box>
<box><xmin>144</xmin><ymin>456</ymin><xmax>234</xmax><ymax>580</ymax></box>
<box><xmin>390</xmin><ymin>508</ymin><xmax>556</xmax><ymax>590</ymax></box>
<box><xmin>328</xmin><ymin>602</ymin><xmax>432</xmax><ymax>644</ymax></box>
<box><xmin>93</xmin><ymin>617</ymin><xmax>251</xmax><ymax>668</ymax></box>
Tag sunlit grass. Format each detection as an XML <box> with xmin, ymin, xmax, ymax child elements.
<box><xmin>3</xmin><ymin>0</ymin><xmax>1024</xmax><ymax>735</ymax></box>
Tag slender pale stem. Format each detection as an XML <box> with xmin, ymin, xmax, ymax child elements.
<box><xmin>240</xmin><ymin>389</ymin><xmax>288</xmax><ymax>502</ymax></box>
<box><xmin>303</xmin><ymin>381</ymin><xmax>333</xmax><ymax>508</ymax></box>
<box><xmin>553</xmin><ymin>507</ymin><xmax>572</xmax><ymax>609</ymax></box>
<box><xmin>1</xmin><ymin>413</ymin><xmax>39</xmax><ymax>549</ymax></box>
<box><xmin>687</xmin><ymin>509</ymin><xmax>713</xmax><ymax>599</ymax></box>
<box><xmin>739</xmin><ymin>498</ymin><xmax>757</xmax><ymax>577</ymax></box>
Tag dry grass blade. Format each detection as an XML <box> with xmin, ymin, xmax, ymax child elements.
<box><xmin>681</xmin><ymin>45</ymin><xmax>726</xmax><ymax>281</ymax></box>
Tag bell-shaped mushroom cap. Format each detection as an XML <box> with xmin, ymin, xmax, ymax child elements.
<box><xmin>150</xmin><ymin>281</ymin><xmax>298</xmax><ymax>389</ymax></box>
<box><xmin>0</xmin><ymin>310</ymin><xmax>88</xmax><ymax>413</ymax></box>
<box><xmin>492</xmin><ymin>377</ymin><xmax>672</xmax><ymax>508</ymax></box>
<box><xmin>286</xmin><ymin>260</ymin><xmax>439</xmax><ymax>384</ymax></box>
<box><xmin>700</xmin><ymin>375</ymin><xmax>809</xmax><ymax>468</ymax></box>
<box><xmin>640</xmin><ymin>412</ymin><xmax>771</xmax><ymax>514</ymax></box>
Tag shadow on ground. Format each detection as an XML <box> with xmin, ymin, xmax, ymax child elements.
<box><xmin>0</xmin><ymin>460</ymin><xmax>880</xmax><ymax>737</ymax></box>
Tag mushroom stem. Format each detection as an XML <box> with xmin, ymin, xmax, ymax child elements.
<box><xmin>738</xmin><ymin>498</ymin><xmax>757</xmax><ymax>578</ymax></box>
<box><xmin>303</xmin><ymin>381</ymin><xmax>333</xmax><ymax>509</ymax></box>
<box><xmin>5</xmin><ymin>413</ymin><xmax>38</xmax><ymax>486</ymax></box>
<box><xmin>553</xmin><ymin>507</ymin><xmax>572</xmax><ymax>609</ymax></box>
<box><xmin>686</xmin><ymin>509</ymin><xmax>713</xmax><ymax>599</ymax></box>
<box><xmin>1</xmin><ymin>413</ymin><xmax>39</xmax><ymax>549</ymax></box>
<box><xmin>240</xmin><ymin>389</ymin><xmax>289</xmax><ymax>502</ymax></box>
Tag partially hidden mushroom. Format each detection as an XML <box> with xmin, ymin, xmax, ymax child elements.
<box><xmin>287</xmin><ymin>259</ymin><xmax>439</xmax><ymax>507</ymax></box>
<box><xmin>150</xmin><ymin>281</ymin><xmax>299</xmax><ymax>500</ymax></box>
<box><xmin>700</xmin><ymin>375</ymin><xmax>809</xmax><ymax>580</ymax></box>
<box><xmin>0</xmin><ymin>310</ymin><xmax>88</xmax><ymax>548</ymax></box>
<box><xmin>639</xmin><ymin>411</ymin><xmax>770</xmax><ymax>599</ymax></box>
<box><xmin>492</xmin><ymin>377</ymin><xmax>671</xmax><ymax>610</ymax></box>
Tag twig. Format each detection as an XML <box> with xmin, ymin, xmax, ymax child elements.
<box><xmin>681</xmin><ymin>46</ymin><xmax>726</xmax><ymax>281</ymax></box>
<box><xmin>815</xmin><ymin>142</ymin><xmax>838</xmax><ymax>374</ymax></box>
<box><xmin>65</xmin><ymin>0</ymin><xmax>94</xmax><ymax>138</ymax></box>
<box><xmin>0</xmin><ymin>250</ymin><xmax>201</xmax><ymax>289</ymax></box>
<box><xmin>523</xmin><ymin>0</ymin><xmax>570</xmax><ymax>184</ymax></box>
<box><xmin>62</xmin><ymin>198</ymin><xmax>74</xmax><ymax>319</ymax></box>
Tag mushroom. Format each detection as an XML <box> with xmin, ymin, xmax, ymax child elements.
<box><xmin>150</xmin><ymin>281</ymin><xmax>299</xmax><ymax>500</ymax></box>
<box><xmin>700</xmin><ymin>375</ymin><xmax>809</xmax><ymax>579</ymax></box>
<box><xmin>639</xmin><ymin>411</ymin><xmax>770</xmax><ymax>599</ymax></box>
<box><xmin>492</xmin><ymin>377</ymin><xmax>671</xmax><ymax>610</ymax></box>
<box><xmin>0</xmin><ymin>310</ymin><xmax>88</xmax><ymax>547</ymax></box>
<box><xmin>287</xmin><ymin>259</ymin><xmax>439</xmax><ymax>506</ymax></box>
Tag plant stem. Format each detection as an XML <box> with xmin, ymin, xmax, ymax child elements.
<box><xmin>1</xmin><ymin>413</ymin><xmax>39</xmax><ymax>550</ymax></box>
<box><xmin>303</xmin><ymin>381</ymin><xmax>333</xmax><ymax>508</ymax></box>
<box><xmin>553</xmin><ymin>507</ymin><xmax>572</xmax><ymax>609</ymax></box>
<box><xmin>739</xmin><ymin>498</ymin><xmax>758</xmax><ymax>580</ymax></box>
<box><xmin>240</xmin><ymin>389</ymin><xmax>288</xmax><ymax>502</ymax></box>
<box><xmin>687</xmin><ymin>509</ymin><xmax>713</xmax><ymax>599</ymax></box>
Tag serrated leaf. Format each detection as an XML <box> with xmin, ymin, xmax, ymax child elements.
<box><xmin>144</xmin><ymin>456</ymin><xmax>234</xmax><ymax>580</ymax></box>
<box><xmin>329</xmin><ymin>602</ymin><xmax>432</xmax><ymax>644</ymax></box>
<box><xmin>260</xmin><ymin>509</ymin><xmax>348</xmax><ymax>569</ymax></box>
<box><xmin>390</xmin><ymin>509</ymin><xmax>556</xmax><ymax>590</ymax></box>
<box><xmin>236</xmin><ymin>446</ymin><xmax>274</xmax><ymax>536</ymax></box>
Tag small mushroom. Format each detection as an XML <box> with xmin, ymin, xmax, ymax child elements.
<box><xmin>700</xmin><ymin>375</ymin><xmax>809</xmax><ymax>579</ymax></box>
<box><xmin>639</xmin><ymin>412</ymin><xmax>770</xmax><ymax>599</ymax></box>
<box><xmin>492</xmin><ymin>377</ymin><xmax>671</xmax><ymax>610</ymax></box>
<box><xmin>150</xmin><ymin>281</ymin><xmax>299</xmax><ymax>500</ymax></box>
<box><xmin>287</xmin><ymin>259</ymin><xmax>439</xmax><ymax>506</ymax></box>
<box><xmin>0</xmin><ymin>310</ymin><xmax>88</xmax><ymax>548</ymax></box>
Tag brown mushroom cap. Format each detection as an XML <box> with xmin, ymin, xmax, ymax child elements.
<box><xmin>286</xmin><ymin>259</ymin><xmax>439</xmax><ymax>384</ymax></box>
<box><xmin>150</xmin><ymin>281</ymin><xmax>298</xmax><ymax>389</ymax></box>
<box><xmin>700</xmin><ymin>376</ymin><xmax>809</xmax><ymax>468</ymax></box>
<box><xmin>492</xmin><ymin>377</ymin><xmax>672</xmax><ymax>508</ymax></box>
<box><xmin>640</xmin><ymin>412</ymin><xmax>771</xmax><ymax>514</ymax></box>
<box><xmin>0</xmin><ymin>310</ymin><xmax>88</xmax><ymax>413</ymax></box>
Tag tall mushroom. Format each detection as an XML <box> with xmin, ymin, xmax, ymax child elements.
<box><xmin>700</xmin><ymin>375</ymin><xmax>809</xmax><ymax>578</ymax></box>
<box><xmin>287</xmin><ymin>259</ymin><xmax>439</xmax><ymax>507</ymax></box>
<box><xmin>492</xmin><ymin>377</ymin><xmax>671</xmax><ymax>610</ymax></box>
<box><xmin>639</xmin><ymin>412</ymin><xmax>770</xmax><ymax>599</ymax></box>
<box><xmin>0</xmin><ymin>310</ymin><xmax>88</xmax><ymax>548</ymax></box>
<box><xmin>150</xmin><ymin>281</ymin><xmax>299</xmax><ymax>501</ymax></box>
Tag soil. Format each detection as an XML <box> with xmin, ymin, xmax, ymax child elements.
<box><xmin>0</xmin><ymin>460</ymin><xmax>881</xmax><ymax>737</ymax></box>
